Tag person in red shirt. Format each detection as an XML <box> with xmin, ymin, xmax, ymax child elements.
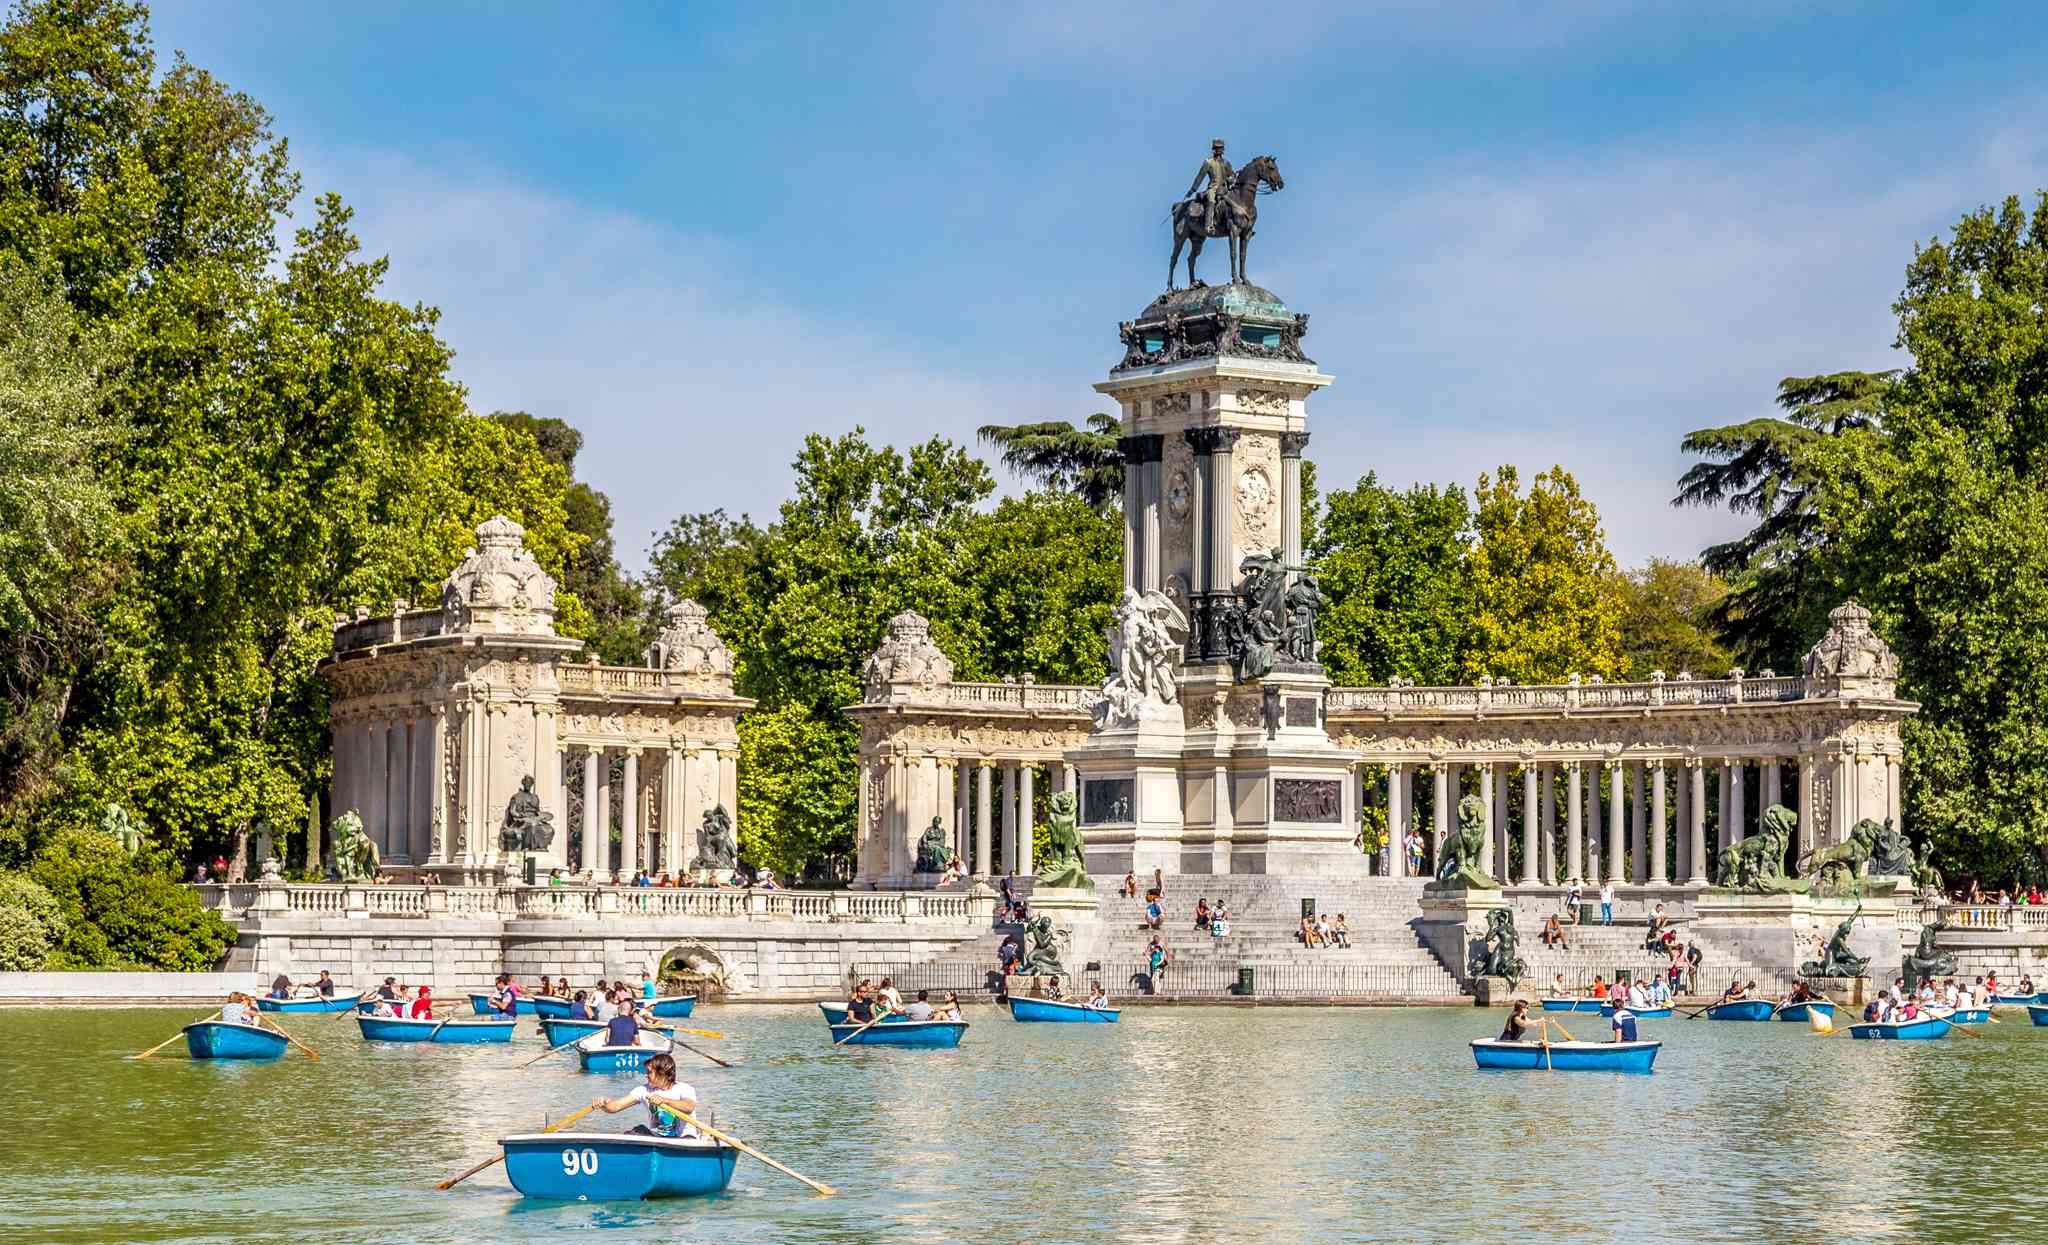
<box><xmin>1590</xmin><ymin>975</ymin><xmax>1609</xmax><ymax>1000</ymax></box>
<box><xmin>409</xmin><ymin>985</ymin><xmax>434</xmax><ymax>1019</ymax></box>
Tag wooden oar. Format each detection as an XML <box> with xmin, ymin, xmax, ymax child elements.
<box><xmin>520</xmin><ymin>1033</ymin><xmax>591</xmax><ymax>1068</ymax></box>
<box><xmin>1924</xmin><ymin>1011</ymin><xmax>1982</xmax><ymax>1039</ymax></box>
<box><xmin>131</xmin><ymin>1009</ymin><xmax>222</xmax><ymax>1060</ymax></box>
<box><xmin>833</xmin><ymin>1009</ymin><xmax>889</xmax><ymax>1047</ymax></box>
<box><xmin>677</xmin><ymin>1111</ymin><xmax>834</xmax><ymax>1196</ymax></box>
<box><xmin>671</xmin><ymin>1037</ymin><xmax>735</xmax><ymax>1069</ymax></box>
<box><xmin>260</xmin><ymin>1017</ymin><xmax>321</xmax><ymax>1060</ymax></box>
<box><xmin>435</xmin><ymin>1104</ymin><xmax>599</xmax><ymax>1190</ymax></box>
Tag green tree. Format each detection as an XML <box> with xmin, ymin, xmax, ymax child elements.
<box><xmin>976</xmin><ymin>414</ymin><xmax>1123</xmax><ymax>510</ymax></box>
<box><xmin>1614</xmin><ymin>560</ymin><xmax>1733</xmax><ymax>678</ymax></box>
<box><xmin>1464</xmin><ymin>465</ymin><xmax>1625</xmax><ymax>683</ymax></box>
<box><xmin>0</xmin><ymin>251</ymin><xmax>121</xmax><ymax>821</ymax></box>
<box><xmin>29</xmin><ymin>827</ymin><xmax>233</xmax><ymax>968</ymax></box>
<box><xmin>489</xmin><ymin>411</ymin><xmax>646</xmax><ymax>662</ymax></box>
<box><xmin>1678</xmin><ymin>193</ymin><xmax>2048</xmax><ymax>880</ymax></box>
<box><xmin>1674</xmin><ymin>371</ymin><xmax>1889</xmax><ymax>668</ymax></box>
<box><xmin>1308</xmin><ymin>472</ymin><xmax>1471</xmax><ymax>684</ymax></box>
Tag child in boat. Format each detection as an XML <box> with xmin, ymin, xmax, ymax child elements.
<box><xmin>409</xmin><ymin>985</ymin><xmax>434</xmax><ymax>1019</ymax></box>
<box><xmin>592</xmin><ymin>1052</ymin><xmax>701</xmax><ymax>1140</ymax></box>
<box><xmin>1088</xmin><ymin>982</ymin><xmax>1110</xmax><ymax>1009</ymax></box>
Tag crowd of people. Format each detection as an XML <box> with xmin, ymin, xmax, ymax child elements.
<box><xmin>1295</xmin><ymin>912</ymin><xmax>1350</xmax><ymax>949</ymax></box>
<box><xmin>842</xmin><ymin>977</ymin><xmax>962</xmax><ymax>1024</ymax></box>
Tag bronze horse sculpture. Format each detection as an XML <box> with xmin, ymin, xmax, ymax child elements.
<box><xmin>1169</xmin><ymin>154</ymin><xmax>1283</xmax><ymax>290</ymax></box>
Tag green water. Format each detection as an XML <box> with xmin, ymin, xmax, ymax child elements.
<box><xmin>3</xmin><ymin>1003</ymin><xmax>2045</xmax><ymax>1243</ymax></box>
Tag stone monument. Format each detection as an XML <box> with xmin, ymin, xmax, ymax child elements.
<box><xmin>1073</xmin><ymin>148</ymin><xmax>1355</xmax><ymax>877</ymax></box>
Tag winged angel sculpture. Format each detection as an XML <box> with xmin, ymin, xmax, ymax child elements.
<box><xmin>1090</xmin><ymin>589</ymin><xmax>1188</xmax><ymax>731</ymax></box>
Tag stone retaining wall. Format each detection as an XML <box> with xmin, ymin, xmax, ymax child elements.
<box><xmin>0</xmin><ymin>971</ymin><xmax>264</xmax><ymax>1004</ymax></box>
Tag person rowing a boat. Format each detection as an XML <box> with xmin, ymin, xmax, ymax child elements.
<box><xmin>1609</xmin><ymin>1003</ymin><xmax>1639</xmax><ymax>1043</ymax></box>
<box><xmin>313</xmin><ymin>970</ymin><xmax>336</xmax><ymax>998</ymax></box>
<box><xmin>1087</xmin><ymin>982</ymin><xmax>1110</xmax><ymax>1010</ymax></box>
<box><xmin>1719</xmin><ymin>979</ymin><xmax>1748</xmax><ymax>1004</ymax></box>
<box><xmin>489</xmin><ymin>974</ymin><xmax>521</xmax><ymax>1018</ymax></box>
<box><xmin>591</xmin><ymin>1052</ymin><xmax>703</xmax><ymax>1140</ymax></box>
<box><xmin>409</xmin><ymin>984</ymin><xmax>434</xmax><ymax>1019</ymax></box>
<box><xmin>845</xmin><ymin>984</ymin><xmax>878</xmax><ymax>1025</ymax></box>
<box><xmin>1500</xmin><ymin>1000</ymin><xmax>1533</xmax><ymax>1042</ymax></box>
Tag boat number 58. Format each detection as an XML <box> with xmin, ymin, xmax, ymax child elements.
<box><xmin>561</xmin><ymin>1147</ymin><xmax>599</xmax><ymax>1176</ymax></box>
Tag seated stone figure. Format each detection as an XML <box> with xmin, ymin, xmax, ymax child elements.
<box><xmin>914</xmin><ymin>816</ymin><xmax>949</xmax><ymax>874</ymax></box>
<box><xmin>1432</xmin><ymin>795</ymin><xmax>1498</xmax><ymax>891</ymax></box>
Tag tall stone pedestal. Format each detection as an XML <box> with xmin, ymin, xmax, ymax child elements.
<box><xmin>1031</xmin><ymin>885</ymin><xmax>1106</xmax><ymax>976</ymax></box>
<box><xmin>1416</xmin><ymin>888</ymin><xmax>1510</xmax><ymax>995</ymax></box>
<box><xmin>1071</xmin><ymin>703</ymin><xmax>1188</xmax><ymax>879</ymax></box>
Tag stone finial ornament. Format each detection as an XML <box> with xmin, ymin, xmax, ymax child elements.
<box><xmin>1803</xmin><ymin>601</ymin><xmax>1899</xmax><ymax>697</ymax></box>
<box><xmin>440</xmin><ymin>515</ymin><xmax>558</xmax><ymax>637</ymax></box>
<box><xmin>861</xmin><ymin>611</ymin><xmax>954</xmax><ymax>699</ymax></box>
<box><xmin>645</xmin><ymin>599</ymin><xmax>735</xmax><ymax>687</ymax></box>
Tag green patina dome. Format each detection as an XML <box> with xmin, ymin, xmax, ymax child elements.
<box><xmin>1138</xmin><ymin>281</ymin><xmax>1291</xmax><ymax>324</ymax></box>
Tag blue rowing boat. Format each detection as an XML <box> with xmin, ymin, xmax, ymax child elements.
<box><xmin>2028</xmin><ymin>1005</ymin><xmax>2048</xmax><ymax>1027</ymax></box>
<box><xmin>500</xmin><ymin>1132</ymin><xmax>737</xmax><ymax>1200</ymax></box>
<box><xmin>539</xmin><ymin>1017</ymin><xmax>606</xmax><ymax>1046</ymax></box>
<box><xmin>356</xmin><ymin>1015</ymin><xmax>517</xmax><ymax>1044</ymax></box>
<box><xmin>1704</xmin><ymin>999</ymin><xmax>1775</xmax><ymax>1021</ymax></box>
<box><xmin>468</xmin><ymin>993</ymin><xmax>540</xmax><ymax>1017</ymax></box>
<box><xmin>576</xmin><ymin>1041</ymin><xmax>671</xmax><ymax>1073</ymax></box>
<box><xmin>1993</xmin><ymin>992</ymin><xmax>2040</xmax><ymax>1005</ymax></box>
<box><xmin>1942</xmin><ymin>1008</ymin><xmax>1990</xmax><ymax>1025</ymax></box>
<box><xmin>183</xmin><ymin>1021</ymin><xmax>289</xmax><ymax>1060</ymax></box>
<box><xmin>645</xmin><ymin>994</ymin><xmax>697</xmax><ymax>1019</ymax></box>
<box><xmin>1538</xmin><ymin>997</ymin><xmax>1605</xmax><ymax>1013</ymax></box>
<box><xmin>1470</xmin><ymin>1039</ymin><xmax>1660</xmax><ymax>1073</ymax></box>
<box><xmin>1775</xmin><ymin>1001</ymin><xmax>1837</xmax><ymax>1023</ymax></box>
<box><xmin>1849</xmin><ymin>1016</ymin><xmax>1949</xmax><ymax>1040</ymax></box>
<box><xmin>257</xmin><ymin>991</ymin><xmax>364</xmax><ymax>1014</ymax></box>
<box><xmin>1598</xmin><ymin>1003</ymin><xmax>1673</xmax><ymax>1018</ymax></box>
<box><xmin>1009</xmin><ymin>996</ymin><xmax>1119</xmax><ymax>1023</ymax></box>
<box><xmin>531</xmin><ymin>995</ymin><xmax>575</xmax><ymax>1019</ymax></box>
<box><xmin>828</xmin><ymin>1020</ymin><xmax>967</xmax><ymax>1048</ymax></box>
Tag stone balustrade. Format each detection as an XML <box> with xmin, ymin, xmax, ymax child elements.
<box><xmin>193</xmin><ymin>882</ymin><xmax>993</xmax><ymax>926</ymax></box>
<box><xmin>1897</xmin><ymin>903</ymin><xmax>2048</xmax><ymax>933</ymax></box>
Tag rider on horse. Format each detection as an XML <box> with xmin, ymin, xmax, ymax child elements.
<box><xmin>1183</xmin><ymin>138</ymin><xmax>1233</xmax><ymax>233</ymax></box>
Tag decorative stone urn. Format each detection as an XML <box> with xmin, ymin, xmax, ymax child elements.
<box><xmin>644</xmin><ymin>599</ymin><xmax>736</xmax><ymax>692</ymax></box>
<box><xmin>1803</xmin><ymin>601</ymin><xmax>1900</xmax><ymax>699</ymax></box>
<box><xmin>861</xmin><ymin>611</ymin><xmax>955</xmax><ymax>701</ymax></box>
<box><xmin>440</xmin><ymin>516</ymin><xmax>559</xmax><ymax>637</ymax></box>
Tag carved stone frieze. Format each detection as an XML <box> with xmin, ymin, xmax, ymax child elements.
<box><xmin>1234</xmin><ymin>388</ymin><xmax>1290</xmax><ymax>415</ymax></box>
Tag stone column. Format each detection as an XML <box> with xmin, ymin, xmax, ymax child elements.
<box><xmin>1886</xmin><ymin>753</ymin><xmax>1902</xmax><ymax>832</ymax></box>
<box><xmin>619</xmin><ymin>749</ymin><xmax>640</xmax><ymax>879</ymax></box>
<box><xmin>717</xmin><ymin>747</ymin><xmax>738</xmax><ymax>838</ymax></box>
<box><xmin>1539</xmin><ymin>764</ymin><xmax>1556</xmax><ymax>884</ymax></box>
<box><xmin>1729</xmin><ymin>759</ymin><xmax>1747</xmax><ymax>844</ymax></box>
<box><xmin>662</xmin><ymin>748</ymin><xmax>684</xmax><ymax>874</ymax></box>
<box><xmin>1017</xmin><ymin>764</ymin><xmax>1036</xmax><ymax>876</ymax></box>
<box><xmin>975</xmin><ymin>762</ymin><xmax>994</xmax><ymax>877</ymax></box>
<box><xmin>1717</xmin><ymin>761</ymin><xmax>1733</xmax><ymax>849</ymax></box>
<box><xmin>1121</xmin><ymin>435</ymin><xmax>1141</xmax><ymax>590</ymax></box>
<box><xmin>1491</xmin><ymin>764</ymin><xmax>1510</xmax><ymax>879</ymax></box>
<box><xmin>1629</xmin><ymin>761</ymin><xmax>1646</xmax><ymax>883</ymax></box>
<box><xmin>1650</xmin><ymin>762</ymin><xmax>1669</xmax><ymax>884</ymax></box>
<box><xmin>534</xmin><ymin>706</ymin><xmax>561</xmax><ymax>866</ymax></box>
<box><xmin>1207</xmin><ymin>429</ymin><xmax>1241</xmax><ymax>599</ymax></box>
<box><xmin>1001</xmin><ymin>763</ymin><xmax>1018</xmax><ymax>874</ymax></box>
<box><xmin>1605</xmin><ymin>761</ymin><xmax>1625</xmax><ymax>884</ymax></box>
<box><xmin>1687</xmin><ymin>761</ymin><xmax>1708</xmax><ymax>884</ymax></box>
<box><xmin>1432</xmin><ymin>764</ymin><xmax>1450</xmax><ymax>860</ymax></box>
<box><xmin>1566</xmin><ymin>763</ymin><xmax>1583</xmax><ymax>883</ymax></box>
<box><xmin>1586</xmin><ymin>763</ymin><xmax>1602</xmax><ymax>879</ymax></box>
<box><xmin>426</xmin><ymin>706</ymin><xmax>449</xmax><ymax>864</ymax></box>
<box><xmin>1520</xmin><ymin>764</ymin><xmax>1539</xmax><ymax>885</ymax></box>
<box><xmin>950</xmin><ymin>759</ymin><xmax>968</xmax><ymax>860</ymax></box>
<box><xmin>580</xmin><ymin>748</ymin><xmax>601</xmax><ymax>877</ymax></box>
<box><xmin>1387</xmin><ymin>764</ymin><xmax>1408</xmax><ymax>879</ymax></box>
<box><xmin>1280</xmin><ymin>431</ymin><xmax>1310</xmax><ymax>569</ymax></box>
<box><xmin>1477</xmin><ymin>763</ymin><xmax>1496</xmax><ymax>877</ymax></box>
<box><xmin>1763</xmin><ymin>758</ymin><xmax>1782</xmax><ymax>810</ymax></box>
<box><xmin>594</xmin><ymin>753</ymin><xmax>611</xmax><ymax>878</ymax></box>
<box><xmin>1213</xmin><ymin>762</ymin><xmax>1234</xmax><ymax>869</ymax></box>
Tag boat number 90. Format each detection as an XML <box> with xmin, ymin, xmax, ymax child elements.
<box><xmin>561</xmin><ymin>1147</ymin><xmax>599</xmax><ymax>1176</ymax></box>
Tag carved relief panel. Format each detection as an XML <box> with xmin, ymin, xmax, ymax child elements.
<box><xmin>1233</xmin><ymin>432</ymin><xmax>1280</xmax><ymax>560</ymax></box>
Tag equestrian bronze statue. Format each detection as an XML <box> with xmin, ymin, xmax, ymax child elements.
<box><xmin>1169</xmin><ymin>141</ymin><xmax>1284</xmax><ymax>289</ymax></box>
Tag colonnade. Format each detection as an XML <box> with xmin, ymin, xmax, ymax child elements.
<box><xmin>860</xmin><ymin>753</ymin><xmax>1083</xmax><ymax>883</ymax></box>
<box><xmin>1358</xmin><ymin>752</ymin><xmax>1900</xmax><ymax>886</ymax></box>
<box><xmin>565</xmin><ymin>742</ymin><xmax>738</xmax><ymax>880</ymax></box>
<box><xmin>334</xmin><ymin>708</ymin><xmax>451</xmax><ymax>865</ymax></box>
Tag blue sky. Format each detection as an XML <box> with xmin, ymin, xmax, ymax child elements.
<box><xmin>152</xmin><ymin>2</ymin><xmax>2048</xmax><ymax>569</ymax></box>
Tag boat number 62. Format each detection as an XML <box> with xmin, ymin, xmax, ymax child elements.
<box><xmin>561</xmin><ymin>1147</ymin><xmax>599</xmax><ymax>1176</ymax></box>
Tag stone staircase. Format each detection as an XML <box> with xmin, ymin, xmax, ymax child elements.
<box><xmin>1095</xmin><ymin>877</ymin><xmax>1464</xmax><ymax>998</ymax></box>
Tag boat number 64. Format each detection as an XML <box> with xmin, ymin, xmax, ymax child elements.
<box><xmin>561</xmin><ymin>1147</ymin><xmax>599</xmax><ymax>1176</ymax></box>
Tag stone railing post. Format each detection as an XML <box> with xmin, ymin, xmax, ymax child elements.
<box><xmin>597</xmin><ymin>888</ymin><xmax>621</xmax><ymax>916</ymax></box>
<box><xmin>425</xmin><ymin>887</ymin><xmax>448</xmax><ymax>915</ymax></box>
<box><xmin>748</xmin><ymin>890</ymin><xmax>770</xmax><ymax>919</ymax></box>
<box><xmin>967</xmin><ymin>884</ymin><xmax>996</xmax><ymax>924</ymax></box>
<box><xmin>830</xmin><ymin>892</ymin><xmax>851</xmax><ymax>922</ymax></box>
<box><xmin>1566</xmin><ymin>673</ymin><xmax>1581</xmax><ymax>710</ymax></box>
<box><xmin>1730</xmin><ymin>667</ymin><xmax>1745</xmax><ymax>704</ymax></box>
<box><xmin>1650</xmin><ymin>671</ymin><xmax>1665</xmax><ymax>706</ymax></box>
<box><xmin>344</xmin><ymin>885</ymin><xmax>369</xmax><ymax>919</ymax></box>
<box><xmin>903</xmin><ymin>893</ymin><xmax>923</xmax><ymax>923</ymax></box>
<box><xmin>257</xmin><ymin>880</ymin><xmax>289</xmax><ymax>915</ymax></box>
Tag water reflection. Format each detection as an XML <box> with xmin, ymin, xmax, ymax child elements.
<box><xmin>2</xmin><ymin>1004</ymin><xmax>2044</xmax><ymax>1243</ymax></box>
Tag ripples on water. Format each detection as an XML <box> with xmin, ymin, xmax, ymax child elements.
<box><xmin>3</xmin><ymin>1004</ymin><xmax>2046</xmax><ymax>1243</ymax></box>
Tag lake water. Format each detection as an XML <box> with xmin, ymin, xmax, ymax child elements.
<box><xmin>3</xmin><ymin>1003</ymin><xmax>2045</xmax><ymax>1243</ymax></box>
